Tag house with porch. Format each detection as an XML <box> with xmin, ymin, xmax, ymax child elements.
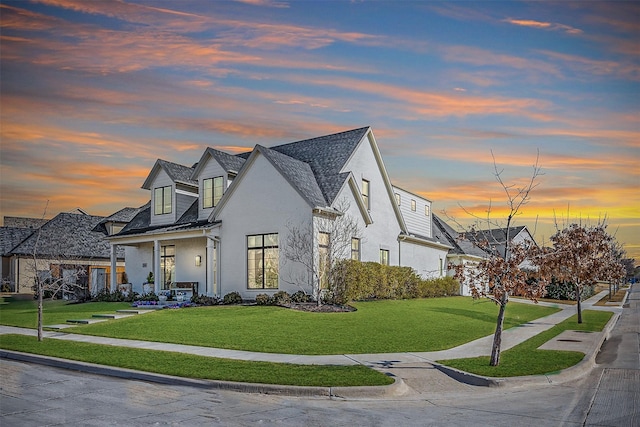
<box><xmin>108</xmin><ymin>127</ymin><xmax>454</xmax><ymax>300</ymax></box>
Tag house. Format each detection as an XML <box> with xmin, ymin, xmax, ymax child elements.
<box><xmin>108</xmin><ymin>127</ymin><xmax>453</xmax><ymax>300</ymax></box>
<box><xmin>0</xmin><ymin>217</ymin><xmax>47</xmax><ymax>291</ymax></box>
<box><xmin>3</xmin><ymin>211</ymin><xmax>128</xmax><ymax>295</ymax></box>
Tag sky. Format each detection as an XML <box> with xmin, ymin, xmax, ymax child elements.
<box><xmin>1</xmin><ymin>0</ymin><xmax>638</xmax><ymax>260</ymax></box>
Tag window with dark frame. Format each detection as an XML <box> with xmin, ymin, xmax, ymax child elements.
<box><xmin>362</xmin><ymin>179</ymin><xmax>370</xmax><ymax>209</ymax></box>
<box><xmin>247</xmin><ymin>233</ymin><xmax>279</xmax><ymax>289</ymax></box>
<box><xmin>154</xmin><ymin>186</ymin><xmax>172</xmax><ymax>215</ymax></box>
<box><xmin>203</xmin><ymin>176</ymin><xmax>224</xmax><ymax>209</ymax></box>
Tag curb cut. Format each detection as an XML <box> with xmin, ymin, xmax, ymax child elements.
<box><xmin>0</xmin><ymin>349</ymin><xmax>406</xmax><ymax>400</ymax></box>
<box><xmin>430</xmin><ymin>309</ymin><xmax>621</xmax><ymax>388</ymax></box>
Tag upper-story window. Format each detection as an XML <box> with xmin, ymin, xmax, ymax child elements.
<box><xmin>362</xmin><ymin>179</ymin><xmax>370</xmax><ymax>209</ymax></box>
<box><xmin>203</xmin><ymin>176</ymin><xmax>224</xmax><ymax>209</ymax></box>
<box><xmin>411</xmin><ymin>199</ymin><xmax>416</xmax><ymax>211</ymax></box>
<box><xmin>425</xmin><ymin>205</ymin><xmax>430</xmax><ymax>217</ymax></box>
<box><xmin>395</xmin><ymin>193</ymin><xmax>401</xmax><ymax>206</ymax></box>
<box><xmin>351</xmin><ymin>238</ymin><xmax>361</xmax><ymax>261</ymax></box>
<box><xmin>154</xmin><ymin>186</ymin><xmax>172</xmax><ymax>215</ymax></box>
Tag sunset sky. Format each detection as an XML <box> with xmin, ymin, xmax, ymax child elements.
<box><xmin>1</xmin><ymin>1</ymin><xmax>638</xmax><ymax>260</ymax></box>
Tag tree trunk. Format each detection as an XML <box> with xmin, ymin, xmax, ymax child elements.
<box><xmin>575</xmin><ymin>283</ymin><xmax>583</xmax><ymax>324</ymax></box>
<box><xmin>490</xmin><ymin>292</ymin><xmax>508</xmax><ymax>366</ymax></box>
<box><xmin>37</xmin><ymin>281</ymin><xmax>43</xmax><ymax>342</ymax></box>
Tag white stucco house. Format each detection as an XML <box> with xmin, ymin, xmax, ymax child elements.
<box><xmin>107</xmin><ymin>127</ymin><xmax>454</xmax><ymax>300</ymax></box>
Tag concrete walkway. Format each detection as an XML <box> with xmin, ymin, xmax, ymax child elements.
<box><xmin>0</xmin><ymin>290</ymin><xmax>626</xmax><ymax>397</ymax></box>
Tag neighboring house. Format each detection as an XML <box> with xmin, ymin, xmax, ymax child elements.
<box><xmin>0</xmin><ymin>217</ymin><xmax>46</xmax><ymax>291</ymax></box>
<box><xmin>108</xmin><ymin>127</ymin><xmax>453</xmax><ymax>300</ymax></box>
<box><xmin>4</xmin><ymin>211</ymin><xmax>127</xmax><ymax>295</ymax></box>
<box><xmin>432</xmin><ymin>217</ymin><xmax>537</xmax><ymax>295</ymax></box>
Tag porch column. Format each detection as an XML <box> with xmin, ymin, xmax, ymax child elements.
<box><xmin>154</xmin><ymin>240</ymin><xmax>161</xmax><ymax>294</ymax></box>
<box><xmin>206</xmin><ymin>237</ymin><xmax>216</xmax><ymax>297</ymax></box>
<box><xmin>110</xmin><ymin>244</ymin><xmax>118</xmax><ymax>292</ymax></box>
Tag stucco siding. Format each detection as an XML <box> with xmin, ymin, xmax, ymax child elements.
<box><xmin>399</xmin><ymin>240</ymin><xmax>448</xmax><ymax>279</ymax></box>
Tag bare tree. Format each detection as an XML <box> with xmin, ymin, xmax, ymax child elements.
<box><xmin>452</xmin><ymin>152</ymin><xmax>545</xmax><ymax>366</ymax></box>
<box><xmin>283</xmin><ymin>199</ymin><xmax>362</xmax><ymax>305</ymax></box>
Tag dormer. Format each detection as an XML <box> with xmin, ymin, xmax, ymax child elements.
<box><xmin>190</xmin><ymin>148</ymin><xmax>246</xmax><ymax>221</ymax></box>
<box><xmin>142</xmin><ymin>159</ymin><xmax>198</xmax><ymax>226</ymax></box>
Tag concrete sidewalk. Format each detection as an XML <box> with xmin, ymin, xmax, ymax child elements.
<box><xmin>0</xmin><ymin>290</ymin><xmax>625</xmax><ymax>398</ymax></box>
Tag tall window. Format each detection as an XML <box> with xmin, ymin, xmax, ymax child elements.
<box><xmin>203</xmin><ymin>176</ymin><xmax>224</xmax><ymax>209</ymax></box>
<box><xmin>395</xmin><ymin>193</ymin><xmax>401</xmax><ymax>206</ymax></box>
<box><xmin>411</xmin><ymin>199</ymin><xmax>416</xmax><ymax>211</ymax></box>
<box><xmin>247</xmin><ymin>234</ymin><xmax>279</xmax><ymax>289</ymax></box>
<box><xmin>351</xmin><ymin>238</ymin><xmax>361</xmax><ymax>261</ymax></box>
<box><xmin>425</xmin><ymin>205</ymin><xmax>430</xmax><ymax>217</ymax></box>
<box><xmin>154</xmin><ymin>186</ymin><xmax>172</xmax><ymax>215</ymax></box>
<box><xmin>362</xmin><ymin>179</ymin><xmax>370</xmax><ymax>209</ymax></box>
<box><xmin>318</xmin><ymin>232</ymin><xmax>330</xmax><ymax>289</ymax></box>
<box><xmin>380</xmin><ymin>249</ymin><xmax>389</xmax><ymax>266</ymax></box>
<box><xmin>160</xmin><ymin>245</ymin><xmax>175</xmax><ymax>290</ymax></box>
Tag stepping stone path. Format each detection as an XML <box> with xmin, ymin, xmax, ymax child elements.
<box><xmin>44</xmin><ymin>308</ymin><xmax>156</xmax><ymax>330</ymax></box>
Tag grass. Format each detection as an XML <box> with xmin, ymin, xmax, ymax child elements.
<box><xmin>0</xmin><ymin>297</ymin><xmax>561</xmax><ymax>355</ymax></box>
<box><xmin>0</xmin><ymin>334</ymin><xmax>392</xmax><ymax>387</ymax></box>
<box><xmin>437</xmin><ymin>310</ymin><xmax>613</xmax><ymax>377</ymax></box>
<box><xmin>0</xmin><ymin>298</ymin><xmax>132</xmax><ymax>327</ymax></box>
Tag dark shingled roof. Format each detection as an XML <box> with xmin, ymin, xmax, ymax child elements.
<box><xmin>464</xmin><ymin>226</ymin><xmax>528</xmax><ymax>257</ymax></box>
<box><xmin>10</xmin><ymin>213</ymin><xmax>124</xmax><ymax>259</ymax></box>
<box><xmin>92</xmin><ymin>207</ymin><xmax>142</xmax><ymax>234</ymax></box>
<box><xmin>158</xmin><ymin>159</ymin><xmax>197</xmax><ymax>186</ymax></box>
<box><xmin>207</xmin><ymin>148</ymin><xmax>246</xmax><ymax>174</ymax></box>
<box><xmin>116</xmin><ymin>200</ymin><xmax>213</xmax><ymax>237</ymax></box>
<box><xmin>256</xmin><ymin>145</ymin><xmax>327</xmax><ymax>207</ymax></box>
<box><xmin>432</xmin><ymin>215</ymin><xmax>489</xmax><ymax>258</ymax></box>
<box><xmin>3</xmin><ymin>217</ymin><xmax>49</xmax><ymax>228</ymax></box>
<box><xmin>0</xmin><ymin>227</ymin><xmax>35</xmax><ymax>256</ymax></box>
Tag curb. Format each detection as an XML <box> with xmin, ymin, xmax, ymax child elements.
<box><xmin>431</xmin><ymin>309</ymin><xmax>621</xmax><ymax>388</ymax></box>
<box><xmin>0</xmin><ymin>349</ymin><xmax>407</xmax><ymax>400</ymax></box>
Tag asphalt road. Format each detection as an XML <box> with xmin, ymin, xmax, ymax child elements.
<box><xmin>1</xmin><ymin>286</ymin><xmax>637</xmax><ymax>426</ymax></box>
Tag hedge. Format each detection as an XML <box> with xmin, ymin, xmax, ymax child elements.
<box><xmin>328</xmin><ymin>259</ymin><xmax>459</xmax><ymax>304</ymax></box>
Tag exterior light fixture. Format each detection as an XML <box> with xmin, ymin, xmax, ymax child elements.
<box><xmin>195</xmin><ymin>255</ymin><xmax>202</xmax><ymax>267</ymax></box>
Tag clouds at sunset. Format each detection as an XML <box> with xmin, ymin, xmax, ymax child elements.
<box><xmin>1</xmin><ymin>1</ymin><xmax>638</xmax><ymax>259</ymax></box>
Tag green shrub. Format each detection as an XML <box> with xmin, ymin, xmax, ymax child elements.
<box><xmin>271</xmin><ymin>291</ymin><xmax>291</xmax><ymax>305</ymax></box>
<box><xmin>329</xmin><ymin>259</ymin><xmax>460</xmax><ymax>304</ymax></box>
<box><xmin>545</xmin><ymin>280</ymin><xmax>594</xmax><ymax>301</ymax></box>
<box><xmin>190</xmin><ymin>294</ymin><xmax>220</xmax><ymax>306</ymax></box>
<box><xmin>255</xmin><ymin>293</ymin><xmax>271</xmax><ymax>305</ymax></box>
<box><xmin>139</xmin><ymin>292</ymin><xmax>159</xmax><ymax>302</ymax></box>
<box><xmin>223</xmin><ymin>291</ymin><xmax>243</xmax><ymax>305</ymax></box>
<box><xmin>290</xmin><ymin>290</ymin><xmax>311</xmax><ymax>303</ymax></box>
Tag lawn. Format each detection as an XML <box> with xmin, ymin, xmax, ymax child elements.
<box><xmin>437</xmin><ymin>309</ymin><xmax>613</xmax><ymax>377</ymax></box>
<box><xmin>0</xmin><ymin>298</ymin><xmax>132</xmax><ymax>327</ymax></box>
<box><xmin>0</xmin><ymin>296</ymin><xmax>560</xmax><ymax>355</ymax></box>
<box><xmin>0</xmin><ymin>334</ymin><xmax>393</xmax><ymax>387</ymax></box>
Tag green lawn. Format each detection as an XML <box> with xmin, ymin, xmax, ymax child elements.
<box><xmin>0</xmin><ymin>299</ymin><xmax>132</xmax><ymax>327</ymax></box>
<box><xmin>0</xmin><ymin>296</ymin><xmax>559</xmax><ymax>355</ymax></box>
<box><xmin>0</xmin><ymin>334</ymin><xmax>393</xmax><ymax>387</ymax></box>
<box><xmin>437</xmin><ymin>310</ymin><xmax>613</xmax><ymax>377</ymax></box>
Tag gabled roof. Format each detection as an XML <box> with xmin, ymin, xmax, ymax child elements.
<box><xmin>191</xmin><ymin>147</ymin><xmax>246</xmax><ymax>180</ymax></box>
<box><xmin>465</xmin><ymin>226</ymin><xmax>531</xmax><ymax>257</ymax></box>
<box><xmin>257</xmin><ymin>126</ymin><xmax>370</xmax><ymax>205</ymax></box>
<box><xmin>432</xmin><ymin>215</ymin><xmax>489</xmax><ymax>258</ymax></box>
<box><xmin>92</xmin><ymin>207</ymin><xmax>142</xmax><ymax>234</ymax></box>
<box><xmin>141</xmin><ymin>159</ymin><xmax>197</xmax><ymax>190</ymax></box>
<box><xmin>115</xmin><ymin>200</ymin><xmax>213</xmax><ymax>238</ymax></box>
<box><xmin>0</xmin><ymin>227</ymin><xmax>35</xmax><ymax>256</ymax></box>
<box><xmin>2</xmin><ymin>216</ymin><xmax>49</xmax><ymax>228</ymax></box>
<box><xmin>9</xmin><ymin>212</ymin><xmax>124</xmax><ymax>259</ymax></box>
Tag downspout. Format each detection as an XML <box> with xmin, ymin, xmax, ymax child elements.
<box><xmin>398</xmin><ymin>234</ymin><xmax>408</xmax><ymax>267</ymax></box>
<box><xmin>211</xmin><ymin>236</ymin><xmax>221</xmax><ymax>297</ymax></box>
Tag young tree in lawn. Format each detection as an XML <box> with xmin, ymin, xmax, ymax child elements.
<box><xmin>283</xmin><ymin>199</ymin><xmax>362</xmax><ymax>306</ymax></box>
<box><xmin>542</xmin><ymin>222</ymin><xmax>626</xmax><ymax>323</ymax></box>
<box><xmin>452</xmin><ymin>152</ymin><xmax>546</xmax><ymax>366</ymax></box>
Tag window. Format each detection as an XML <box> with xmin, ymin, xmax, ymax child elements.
<box><xmin>154</xmin><ymin>186</ymin><xmax>172</xmax><ymax>215</ymax></box>
<box><xmin>395</xmin><ymin>193</ymin><xmax>401</xmax><ymax>206</ymax></box>
<box><xmin>247</xmin><ymin>234</ymin><xmax>279</xmax><ymax>289</ymax></box>
<box><xmin>425</xmin><ymin>205</ymin><xmax>430</xmax><ymax>217</ymax></box>
<box><xmin>203</xmin><ymin>176</ymin><xmax>224</xmax><ymax>209</ymax></box>
<box><xmin>411</xmin><ymin>199</ymin><xmax>416</xmax><ymax>211</ymax></box>
<box><xmin>380</xmin><ymin>249</ymin><xmax>389</xmax><ymax>265</ymax></box>
<box><xmin>362</xmin><ymin>179</ymin><xmax>370</xmax><ymax>209</ymax></box>
<box><xmin>318</xmin><ymin>232</ymin><xmax>330</xmax><ymax>289</ymax></box>
<box><xmin>160</xmin><ymin>245</ymin><xmax>175</xmax><ymax>291</ymax></box>
<box><xmin>351</xmin><ymin>238</ymin><xmax>361</xmax><ymax>261</ymax></box>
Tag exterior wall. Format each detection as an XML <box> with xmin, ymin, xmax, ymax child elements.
<box><xmin>393</xmin><ymin>187</ymin><xmax>432</xmax><ymax>238</ymax></box>
<box><xmin>216</xmin><ymin>153</ymin><xmax>312</xmax><ymax>299</ymax></box>
<box><xmin>195</xmin><ymin>156</ymin><xmax>227</xmax><ymax>220</ymax></box>
<box><xmin>339</xmin><ymin>137</ymin><xmax>403</xmax><ymax>265</ymax></box>
<box><xmin>124</xmin><ymin>244</ymin><xmax>154</xmax><ymax>290</ymax></box>
<box><xmin>175</xmin><ymin>184</ymin><xmax>197</xmax><ymax>219</ymax></box>
<box><xmin>399</xmin><ymin>240</ymin><xmax>448</xmax><ymax>279</ymax></box>
<box><xmin>149</xmin><ymin>169</ymin><xmax>176</xmax><ymax>227</ymax></box>
<box><xmin>173</xmin><ymin>237</ymin><xmax>207</xmax><ymax>295</ymax></box>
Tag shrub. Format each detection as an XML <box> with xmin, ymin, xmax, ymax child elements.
<box><xmin>290</xmin><ymin>290</ymin><xmax>311</xmax><ymax>303</ymax></box>
<box><xmin>139</xmin><ymin>292</ymin><xmax>159</xmax><ymax>302</ymax></box>
<box><xmin>223</xmin><ymin>291</ymin><xmax>243</xmax><ymax>305</ymax></box>
<box><xmin>545</xmin><ymin>280</ymin><xmax>595</xmax><ymax>301</ymax></box>
<box><xmin>272</xmin><ymin>291</ymin><xmax>291</xmax><ymax>305</ymax></box>
<box><xmin>255</xmin><ymin>293</ymin><xmax>272</xmax><ymax>305</ymax></box>
<box><xmin>190</xmin><ymin>294</ymin><xmax>221</xmax><ymax>306</ymax></box>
